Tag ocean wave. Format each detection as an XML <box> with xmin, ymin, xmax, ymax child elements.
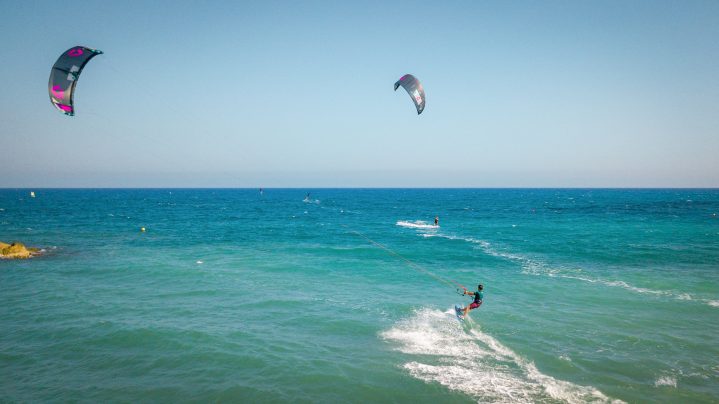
<box><xmin>381</xmin><ymin>308</ymin><xmax>620</xmax><ymax>403</ymax></box>
<box><xmin>396</xmin><ymin>220</ymin><xmax>439</xmax><ymax>230</ymax></box>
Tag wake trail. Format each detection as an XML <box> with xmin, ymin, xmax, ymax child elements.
<box><xmin>416</xmin><ymin>231</ymin><xmax>717</xmax><ymax>309</ymax></box>
<box><xmin>396</xmin><ymin>220</ymin><xmax>439</xmax><ymax>230</ymax></box>
<box><xmin>381</xmin><ymin>308</ymin><xmax>622</xmax><ymax>403</ymax></box>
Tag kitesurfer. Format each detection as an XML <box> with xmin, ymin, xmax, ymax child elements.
<box><xmin>460</xmin><ymin>284</ymin><xmax>483</xmax><ymax>317</ymax></box>
<box><xmin>434</xmin><ymin>216</ymin><xmax>439</xmax><ymax>226</ymax></box>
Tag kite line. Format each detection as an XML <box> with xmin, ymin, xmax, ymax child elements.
<box><xmin>340</xmin><ymin>224</ymin><xmax>466</xmax><ymax>294</ymax></box>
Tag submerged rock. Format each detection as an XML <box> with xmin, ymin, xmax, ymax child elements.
<box><xmin>0</xmin><ymin>241</ymin><xmax>41</xmax><ymax>259</ymax></box>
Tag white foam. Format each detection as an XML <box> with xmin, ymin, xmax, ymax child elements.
<box><xmin>381</xmin><ymin>308</ymin><xmax>620</xmax><ymax>403</ymax></box>
<box><xmin>654</xmin><ymin>376</ymin><xmax>677</xmax><ymax>388</ymax></box>
<box><xmin>396</xmin><ymin>220</ymin><xmax>439</xmax><ymax>230</ymax></box>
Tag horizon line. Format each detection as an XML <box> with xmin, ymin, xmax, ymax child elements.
<box><xmin>2</xmin><ymin>187</ymin><xmax>718</xmax><ymax>190</ymax></box>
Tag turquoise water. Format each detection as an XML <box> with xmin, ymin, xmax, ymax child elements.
<box><xmin>1</xmin><ymin>189</ymin><xmax>718</xmax><ymax>403</ymax></box>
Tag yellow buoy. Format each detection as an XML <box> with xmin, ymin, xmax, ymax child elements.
<box><xmin>140</xmin><ymin>227</ymin><xmax>146</xmax><ymax>232</ymax></box>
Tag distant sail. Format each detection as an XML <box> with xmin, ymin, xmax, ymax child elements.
<box><xmin>48</xmin><ymin>46</ymin><xmax>103</xmax><ymax>116</ymax></box>
<box><xmin>394</xmin><ymin>74</ymin><xmax>425</xmax><ymax>115</ymax></box>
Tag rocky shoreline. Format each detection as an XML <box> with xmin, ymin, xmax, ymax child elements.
<box><xmin>0</xmin><ymin>241</ymin><xmax>41</xmax><ymax>259</ymax></box>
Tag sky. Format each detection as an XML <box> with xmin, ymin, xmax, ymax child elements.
<box><xmin>0</xmin><ymin>0</ymin><xmax>717</xmax><ymax>187</ymax></box>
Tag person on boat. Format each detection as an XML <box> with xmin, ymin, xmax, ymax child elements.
<box><xmin>460</xmin><ymin>284</ymin><xmax>483</xmax><ymax>317</ymax></box>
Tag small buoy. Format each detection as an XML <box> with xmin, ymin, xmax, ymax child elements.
<box><xmin>140</xmin><ymin>227</ymin><xmax>146</xmax><ymax>232</ymax></box>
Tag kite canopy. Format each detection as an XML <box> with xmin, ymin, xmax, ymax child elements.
<box><xmin>394</xmin><ymin>74</ymin><xmax>425</xmax><ymax>115</ymax></box>
<box><xmin>48</xmin><ymin>46</ymin><xmax>103</xmax><ymax>116</ymax></box>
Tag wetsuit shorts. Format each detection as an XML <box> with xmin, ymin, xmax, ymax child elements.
<box><xmin>469</xmin><ymin>301</ymin><xmax>481</xmax><ymax>309</ymax></box>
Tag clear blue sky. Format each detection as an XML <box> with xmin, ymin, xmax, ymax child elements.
<box><xmin>1</xmin><ymin>0</ymin><xmax>717</xmax><ymax>187</ymax></box>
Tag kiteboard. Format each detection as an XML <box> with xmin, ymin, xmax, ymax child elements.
<box><xmin>454</xmin><ymin>305</ymin><xmax>464</xmax><ymax>320</ymax></box>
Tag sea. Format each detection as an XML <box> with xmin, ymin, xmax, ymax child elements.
<box><xmin>1</xmin><ymin>189</ymin><xmax>717</xmax><ymax>403</ymax></box>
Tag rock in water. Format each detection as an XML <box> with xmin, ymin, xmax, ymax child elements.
<box><xmin>0</xmin><ymin>241</ymin><xmax>40</xmax><ymax>259</ymax></box>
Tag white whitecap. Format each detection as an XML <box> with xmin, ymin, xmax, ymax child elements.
<box><xmin>654</xmin><ymin>376</ymin><xmax>677</xmax><ymax>388</ymax></box>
